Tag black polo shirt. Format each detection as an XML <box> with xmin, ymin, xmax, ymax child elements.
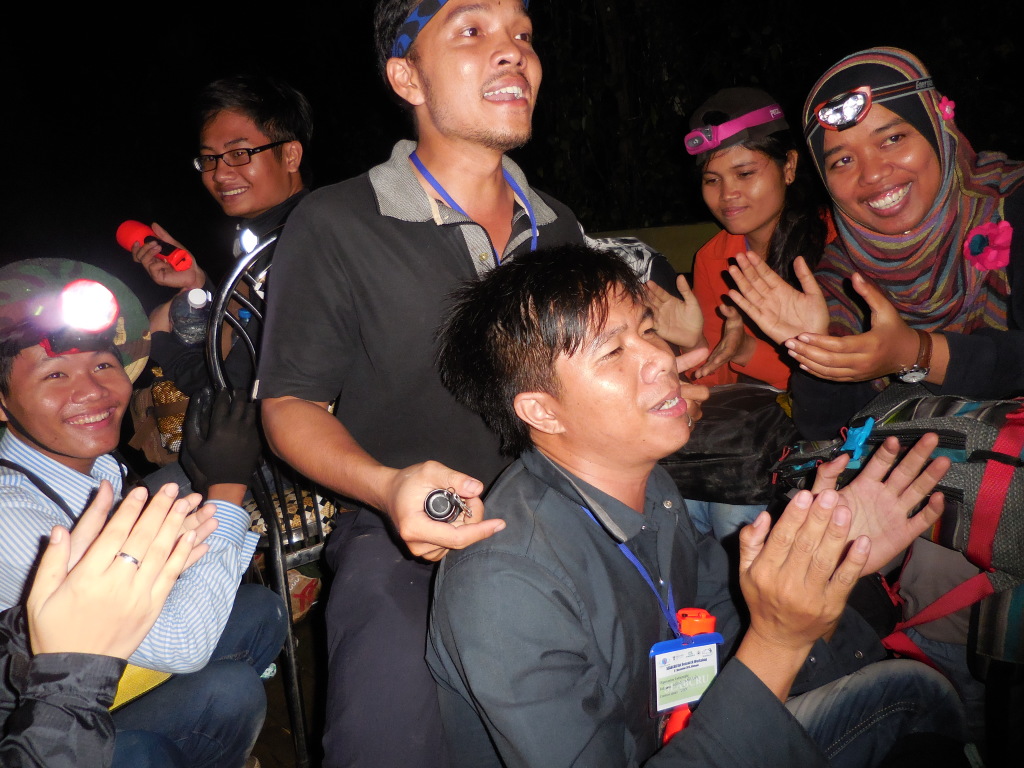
<box><xmin>255</xmin><ymin>141</ymin><xmax>585</xmax><ymax>487</ymax></box>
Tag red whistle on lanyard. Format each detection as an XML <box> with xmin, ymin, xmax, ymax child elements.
<box><xmin>662</xmin><ymin>609</ymin><xmax>717</xmax><ymax>744</ymax></box>
<box><xmin>116</xmin><ymin>220</ymin><xmax>193</xmax><ymax>272</ymax></box>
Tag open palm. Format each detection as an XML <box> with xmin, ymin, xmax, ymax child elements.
<box><xmin>811</xmin><ymin>433</ymin><xmax>949</xmax><ymax>574</ymax></box>
<box><xmin>727</xmin><ymin>252</ymin><xmax>830</xmax><ymax>344</ymax></box>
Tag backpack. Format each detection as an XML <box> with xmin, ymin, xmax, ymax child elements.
<box><xmin>659</xmin><ymin>382</ymin><xmax>799</xmax><ymax>505</ymax></box>
<box><xmin>770</xmin><ymin>381</ymin><xmax>1024</xmax><ymax>665</ymax></box>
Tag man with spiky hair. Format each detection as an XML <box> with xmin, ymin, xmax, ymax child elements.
<box><xmin>428</xmin><ymin>243</ymin><xmax>969</xmax><ymax>768</ymax></box>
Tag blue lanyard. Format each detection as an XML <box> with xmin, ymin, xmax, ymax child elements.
<box><xmin>409</xmin><ymin>150</ymin><xmax>539</xmax><ymax>263</ymax></box>
<box><xmin>580</xmin><ymin>505</ymin><xmax>680</xmax><ymax>638</ymax></box>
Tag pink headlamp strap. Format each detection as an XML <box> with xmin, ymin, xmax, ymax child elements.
<box><xmin>684</xmin><ymin>104</ymin><xmax>784</xmax><ymax>156</ymax></box>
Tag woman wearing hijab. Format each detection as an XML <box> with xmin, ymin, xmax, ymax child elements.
<box><xmin>728</xmin><ymin>46</ymin><xmax>1024</xmax><ymax>756</ymax></box>
<box><xmin>727</xmin><ymin>46</ymin><xmax>1024</xmax><ymax>440</ymax></box>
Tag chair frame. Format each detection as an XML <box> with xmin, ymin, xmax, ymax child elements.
<box><xmin>206</xmin><ymin>236</ymin><xmax>327</xmax><ymax>768</ymax></box>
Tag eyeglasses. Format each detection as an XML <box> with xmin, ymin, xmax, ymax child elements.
<box><xmin>684</xmin><ymin>104</ymin><xmax>785</xmax><ymax>156</ymax></box>
<box><xmin>192</xmin><ymin>140</ymin><xmax>287</xmax><ymax>173</ymax></box>
<box><xmin>806</xmin><ymin>77</ymin><xmax>934</xmax><ymax>138</ymax></box>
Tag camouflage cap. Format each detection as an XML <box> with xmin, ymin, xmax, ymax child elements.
<box><xmin>0</xmin><ymin>258</ymin><xmax>151</xmax><ymax>383</ymax></box>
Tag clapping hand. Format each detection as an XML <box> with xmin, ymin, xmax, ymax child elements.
<box><xmin>727</xmin><ymin>252</ymin><xmax>829</xmax><ymax>344</ymax></box>
<box><xmin>782</xmin><ymin>273</ymin><xmax>922</xmax><ymax>383</ymax></box>
<box><xmin>28</xmin><ymin>481</ymin><xmax>211</xmax><ymax>658</ymax></box>
<box><xmin>810</xmin><ymin>432</ymin><xmax>948</xmax><ymax>574</ymax></box>
<box><xmin>645</xmin><ymin>274</ymin><xmax>705</xmax><ymax>349</ymax></box>
<box><xmin>691</xmin><ymin>303</ymin><xmax>752</xmax><ymax>379</ymax></box>
<box><xmin>736</xmin><ymin>490</ymin><xmax>868</xmax><ymax>699</ymax></box>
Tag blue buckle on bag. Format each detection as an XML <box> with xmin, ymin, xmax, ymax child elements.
<box><xmin>840</xmin><ymin>418</ymin><xmax>875</xmax><ymax>467</ymax></box>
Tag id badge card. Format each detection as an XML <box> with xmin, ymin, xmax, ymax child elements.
<box><xmin>649</xmin><ymin>632</ymin><xmax>723</xmax><ymax>715</ymax></box>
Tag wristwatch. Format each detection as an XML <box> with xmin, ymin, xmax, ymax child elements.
<box><xmin>897</xmin><ymin>329</ymin><xmax>932</xmax><ymax>383</ymax></box>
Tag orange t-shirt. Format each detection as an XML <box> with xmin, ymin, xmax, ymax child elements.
<box><xmin>687</xmin><ymin>230</ymin><xmax>791</xmax><ymax>389</ymax></box>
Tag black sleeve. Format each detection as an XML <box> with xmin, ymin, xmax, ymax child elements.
<box><xmin>150</xmin><ymin>331</ymin><xmax>212</xmax><ymax>397</ymax></box>
<box><xmin>936</xmin><ymin>192</ymin><xmax>1024</xmax><ymax>399</ymax></box>
<box><xmin>937</xmin><ymin>326</ymin><xmax>1024</xmax><ymax>399</ymax></box>
<box><xmin>790</xmin><ymin>371</ymin><xmax>877</xmax><ymax>440</ymax></box>
<box><xmin>0</xmin><ymin>607</ymin><xmax>125</xmax><ymax>768</ymax></box>
<box><xmin>653</xmin><ymin>661</ymin><xmax>829</xmax><ymax>768</ymax></box>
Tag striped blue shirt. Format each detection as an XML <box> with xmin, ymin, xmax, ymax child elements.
<box><xmin>0</xmin><ymin>431</ymin><xmax>258</xmax><ymax>673</ymax></box>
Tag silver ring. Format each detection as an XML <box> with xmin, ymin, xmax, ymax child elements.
<box><xmin>686</xmin><ymin>415</ymin><xmax>694</xmax><ymax>428</ymax></box>
<box><xmin>117</xmin><ymin>551</ymin><xmax>141</xmax><ymax>567</ymax></box>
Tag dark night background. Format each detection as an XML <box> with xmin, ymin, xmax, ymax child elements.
<box><xmin>1</xmin><ymin>3</ymin><xmax>1021</xmax><ymax>312</ymax></box>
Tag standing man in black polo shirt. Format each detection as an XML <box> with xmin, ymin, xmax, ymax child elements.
<box><xmin>254</xmin><ymin>2</ymin><xmax>585</xmax><ymax>767</ymax></box>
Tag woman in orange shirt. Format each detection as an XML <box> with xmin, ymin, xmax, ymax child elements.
<box><xmin>669</xmin><ymin>87</ymin><xmax>833</xmax><ymax>388</ymax></box>
<box><xmin>649</xmin><ymin>88</ymin><xmax>833</xmax><ymax>540</ymax></box>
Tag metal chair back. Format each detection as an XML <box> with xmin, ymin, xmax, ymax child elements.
<box><xmin>205</xmin><ymin>237</ymin><xmax>331</xmax><ymax>768</ymax></box>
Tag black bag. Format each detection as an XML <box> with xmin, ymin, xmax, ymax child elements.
<box><xmin>658</xmin><ymin>382</ymin><xmax>798</xmax><ymax>505</ymax></box>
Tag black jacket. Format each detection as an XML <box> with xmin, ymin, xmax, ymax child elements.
<box><xmin>0</xmin><ymin>606</ymin><xmax>124</xmax><ymax>768</ymax></box>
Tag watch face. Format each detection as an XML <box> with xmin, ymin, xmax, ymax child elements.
<box><xmin>898</xmin><ymin>368</ymin><xmax>928</xmax><ymax>383</ymax></box>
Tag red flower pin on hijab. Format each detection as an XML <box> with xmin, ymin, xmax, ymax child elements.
<box><xmin>964</xmin><ymin>220</ymin><xmax>1013</xmax><ymax>270</ymax></box>
<box><xmin>938</xmin><ymin>96</ymin><xmax>956</xmax><ymax>120</ymax></box>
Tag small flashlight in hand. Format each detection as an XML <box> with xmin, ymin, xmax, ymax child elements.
<box><xmin>424</xmin><ymin>488</ymin><xmax>472</xmax><ymax>523</ymax></box>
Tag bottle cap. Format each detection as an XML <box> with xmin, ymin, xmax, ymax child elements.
<box><xmin>186</xmin><ymin>288</ymin><xmax>209</xmax><ymax>309</ymax></box>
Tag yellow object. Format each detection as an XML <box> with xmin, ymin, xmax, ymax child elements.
<box><xmin>110</xmin><ymin>663</ymin><xmax>172</xmax><ymax>711</ymax></box>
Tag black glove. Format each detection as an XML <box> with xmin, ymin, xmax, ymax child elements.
<box><xmin>180</xmin><ymin>386</ymin><xmax>263</xmax><ymax>491</ymax></box>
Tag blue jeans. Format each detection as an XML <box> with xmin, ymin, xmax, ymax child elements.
<box><xmin>683</xmin><ymin>498</ymin><xmax>764</xmax><ymax>540</ymax></box>
<box><xmin>112</xmin><ymin>584</ymin><xmax>288</xmax><ymax>768</ymax></box>
<box><xmin>785</xmin><ymin>658</ymin><xmax>967</xmax><ymax>768</ymax></box>
<box><xmin>904</xmin><ymin>628</ymin><xmax>987</xmax><ymax>744</ymax></box>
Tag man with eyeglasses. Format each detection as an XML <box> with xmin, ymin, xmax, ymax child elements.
<box><xmin>126</xmin><ymin>73</ymin><xmax>311</xmax><ymax>400</ymax></box>
<box><xmin>251</xmin><ymin>2</ymin><xmax>598</xmax><ymax>767</ymax></box>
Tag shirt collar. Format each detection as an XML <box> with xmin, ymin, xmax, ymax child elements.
<box><xmin>368</xmin><ymin>139</ymin><xmax>558</xmax><ymax>227</ymax></box>
<box><xmin>233</xmin><ymin>189</ymin><xmax>310</xmax><ymax>258</ymax></box>
<box><xmin>0</xmin><ymin>431</ymin><xmax>124</xmax><ymax>510</ymax></box>
<box><xmin>519</xmin><ymin>448</ymin><xmax>681</xmax><ymax>543</ymax></box>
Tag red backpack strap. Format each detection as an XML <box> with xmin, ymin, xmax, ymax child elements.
<box><xmin>889</xmin><ymin>572</ymin><xmax>997</xmax><ymax>631</ymax></box>
<box><xmin>970</xmin><ymin>407</ymin><xmax>1024</xmax><ymax>568</ymax></box>
<box><xmin>882</xmin><ymin>572</ymin><xmax>997</xmax><ymax>670</ymax></box>
<box><xmin>881</xmin><ymin>632</ymin><xmax>943</xmax><ymax>671</ymax></box>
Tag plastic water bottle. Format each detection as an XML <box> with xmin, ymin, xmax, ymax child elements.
<box><xmin>169</xmin><ymin>288</ymin><xmax>211</xmax><ymax>346</ymax></box>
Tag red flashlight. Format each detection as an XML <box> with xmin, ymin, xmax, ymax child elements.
<box><xmin>116</xmin><ymin>220</ymin><xmax>193</xmax><ymax>272</ymax></box>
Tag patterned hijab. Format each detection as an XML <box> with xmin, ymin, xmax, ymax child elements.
<box><xmin>802</xmin><ymin>47</ymin><xmax>1024</xmax><ymax>336</ymax></box>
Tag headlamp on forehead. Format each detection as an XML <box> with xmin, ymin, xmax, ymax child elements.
<box><xmin>807</xmin><ymin>77</ymin><xmax>935</xmax><ymax>138</ymax></box>
<box><xmin>684</xmin><ymin>104</ymin><xmax>785</xmax><ymax>156</ymax></box>
<box><xmin>5</xmin><ymin>279</ymin><xmax>120</xmax><ymax>358</ymax></box>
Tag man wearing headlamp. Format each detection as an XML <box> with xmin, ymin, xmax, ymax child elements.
<box><xmin>0</xmin><ymin>258</ymin><xmax>287</xmax><ymax>768</ymax></box>
<box><xmin>255</xmin><ymin>1</ymin><xmax>590</xmax><ymax>766</ymax></box>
